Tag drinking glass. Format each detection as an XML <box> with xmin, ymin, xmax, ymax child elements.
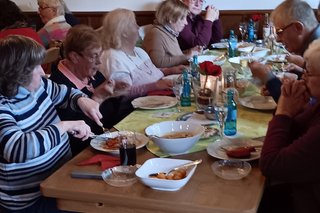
<box><xmin>239</xmin><ymin>22</ymin><xmax>247</xmax><ymax>42</ymax></box>
<box><xmin>172</xmin><ymin>76</ymin><xmax>183</xmax><ymax>112</ymax></box>
<box><xmin>214</xmin><ymin>102</ymin><xmax>228</xmax><ymax>141</ymax></box>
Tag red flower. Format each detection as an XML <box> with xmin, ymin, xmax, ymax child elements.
<box><xmin>199</xmin><ymin>61</ymin><xmax>222</xmax><ymax>76</ymax></box>
<box><xmin>251</xmin><ymin>14</ymin><xmax>262</xmax><ymax>22</ymax></box>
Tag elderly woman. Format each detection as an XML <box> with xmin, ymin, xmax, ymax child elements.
<box><xmin>143</xmin><ymin>0</ymin><xmax>200</xmax><ymax>68</ymax></box>
<box><xmin>259</xmin><ymin>39</ymin><xmax>320</xmax><ymax>213</ymax></box>
<box><xmin>50</xmin><ymin>24</ymin><xmax>131</xmax><ymax>154</ymax></box>
<box><xmin>100</xmin><ymin>8</ymin><xmax>184</xmax><ymax>99</ymax></box>
<box><xmin>0</xmin><ymin>35</ymin><xmax>101</xmax><ymax>212</ymax></box>
<box><xmin>178</xmin><ymin>0</ymin><xmax>222</xmax><ymax>50</ymax></box>
<box><xmin>37</xmin><ymin>0</ymin><xmax>71</xmax><ymax>48</ymax></box>
<box><xmin>0</xmin><ymin>0</ymin><xmax>43</xmax><ymax>45</ymax></box>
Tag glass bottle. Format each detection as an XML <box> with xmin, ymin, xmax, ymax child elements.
<box><xmin>224</xmin><ymin>89</ymin><xmax>237</xmax><ymax>136</ymax></box>
<box><xmin>266</xmin><ymin>25</ymin><xmax>276</xmax><ymax>54</ymax></box>
<box><xmin>191</xmin><ymin>55</ymin><xmax>200</xmax><ymax>79</ymax></box>
<box><xmin>228</xmin><ymin>30</ymin><xmax>238</xmax><ymax>58</ymax></box>
<box><xmin>247</xmin><ymin>18</ymin><xmax>255</xmax><ymax>42</ymax></box>
<box><xmin>262</xmin><ymin>13</ymin><xmax>270</xmax><ymax>45</ymax></box>
<box><xmin>180</xmin><ymin>69</ymin><xmax>191</xmax><ymax>106</ymax></box>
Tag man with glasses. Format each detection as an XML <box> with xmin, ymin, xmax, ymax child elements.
<box><xmin>249</xmin><ymin>0</ymin><xmax>320</xmax><ymax>103</ymax></box>
<box><xmin>178</xmin><ymin>0</ymin><xmax>222</xmax><ymax>50</ymax></box>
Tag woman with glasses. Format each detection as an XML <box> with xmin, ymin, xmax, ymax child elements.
<box><xmin>258</xmin><ymin>39</ymin><xmax>320</xmax><ymax>213</ymax></box>
<box><xmin>178</xmin><ymin>0</ymin><xmax>222</xmax><ymax>51</ymax></box>
<box><xmin>0</xmin><ymin>35</ymin><xmax>101</xmax><ymax>212</ymax></box>
<box><xmin>50</xmin><ymin>25</ymin><xmax>131</xmax><ymax>155</ymax></box>
<box><xmin>143</xmin><ymin>0</ymin><xmax>200</xmax><ymax>68</ymax></box>
<box><xmin>37</xmin><ymin>0</ymin><xmax>71</xmax><ymax>48</ymax></box>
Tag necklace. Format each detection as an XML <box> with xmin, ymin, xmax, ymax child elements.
<box><xmin>124</xmin><ymin>50</ymin><xmax>153</xmax><ymax>75</ymax></box>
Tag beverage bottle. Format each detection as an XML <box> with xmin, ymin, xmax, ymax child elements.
<box><xmin>180</xmin><ymin>69</ymin><xmax>191</xmax><ymax>106</ymax></box>
<box><xmin>224</xmin><ymin>89</ymin><xmax>237</xmax><ymax>136</ymax></box>
<box><xmin>228</xmin><ymin>30</ymin><xmax>238</xmax><ymax>58</ymax></box>
<box><xmin>247</xmin><ymin>18</ymin><xmax>255</xmax><ymax>42</ymax></box>
<box><xmin>191</xmin><ymin>55</ymin><xmax>200</xmax><ymax>79</ymax></box>
<box><xmin>266</xmin><ymin>25</ymin><xmax>276</xmax><ymax>54</ymax></box>
<box><xmin>262</xmin><ymin>13</ymin><xmax>270</xmax><ymax>45</ymax></box>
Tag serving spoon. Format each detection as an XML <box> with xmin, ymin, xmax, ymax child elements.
<box><xmin>149</xmin><ymin>159</ymin><xmax>202</xmax><ymax>177</ymax></box>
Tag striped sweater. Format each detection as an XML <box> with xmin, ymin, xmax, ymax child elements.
<box><xmin>0</xmin><ymin>78</ymin><xmax>82</xmax><ymax>210</ymax></box>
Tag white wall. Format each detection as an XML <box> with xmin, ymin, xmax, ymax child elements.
<box><xmin>14</xmin><ymin>0</ymin><xmax>319</xmax><ymax>12</ymax></box>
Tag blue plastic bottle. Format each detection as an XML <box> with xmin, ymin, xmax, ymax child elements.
<box><xmin>180</xmin><ymin>70</ymin><xmax>191</xmax><ymax>106</ymax></box>
<box><xmin>247</xmin><ymin>18</ymin><xmax>255</xmax><ymax>42</ymax></box>
<box><xmin>224</xmin><ymin>90</ymin><xmax>237</xmax><ymax>136</ymax></box>
<box><xmin>228</xmin><ymin>30</ymin><xmax>238</xmax><ymax>58</ymax></box>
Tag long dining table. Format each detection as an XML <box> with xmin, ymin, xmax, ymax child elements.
<box><xmin>41</xmin><ymin>97</ymin><xmax>273</xmax><ymax>213</ymax></box>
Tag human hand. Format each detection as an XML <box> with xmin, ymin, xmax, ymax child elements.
<box><xmin>205</xmin><ymin>5</ymin><xmax>219</xmax><ymax>22</ymax></box>
<box><xmin>284</xmin><ymin>63</ymin><xmax>304</xmax><ymax>74</ymax></box>
<box><xmin>92</xmin><ymin>79</ymin><xmax>115</xmax><ymax>103</ymax></box>
<box><xmin>260</xmin><ymin>86</ymin><xmax>270</xmax><ymax>96</ymax></box>
<box><xmin>166</xmin><ymin>65</ymin><xmax>186</xmax><ymax>75</ymax></box>
<box><xmin>248</xmin><ymin>61</ymin><xmax>272</xmax><ymax>84</ymax></box>
<box><xmin>58</xmin><ymin>120</ymin><xmax>92</xmax><ymax>141</ymax></box>
<box><xmin>276</xmin><ymin>79</ymin><xmax>309</xmax><ymax>117</ymax></box>
<box><xmin>77</xmin><ymin>97</ymin><xmax>103</xmax><ymax>127</ymax></box>
<box><xmin>156</xmin><ymin>79</ymin><xmax>173</xmax><ymax>90</ymax></box>
<box><xmin>285</xmin><ymin>54</ymin><xmax>304</xmax><ymax>67</ymax></box>
<box><xmin>184</xmin><ymin>46</ymin><xmax>201</xmax><ymax>59</ymax></box>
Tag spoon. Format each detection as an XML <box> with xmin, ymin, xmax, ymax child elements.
<box><xmin>149</xmin><ymin>159</ymin><xmax>202</xmax><ymax>177</ymax></box>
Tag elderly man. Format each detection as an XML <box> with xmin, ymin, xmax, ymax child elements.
<box><xmin>249</xmin><ymin>0</ymin><xmax>320</xmax><ymax>103</ymax></box>
<box><xmin>178</xmin><ymin>0</ymin><xmax>222</xmax><ymax>51</ymax></box>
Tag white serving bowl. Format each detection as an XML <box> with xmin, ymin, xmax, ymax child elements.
<box><xmin>145</xmin><ymin>121</ymin><xmax>205</xmax><ymax>154</ymax></box>
<box><xmin>252</xmin><ymin>47</ymin><xmax>270</xmax><ymax>58</ymax></box>
<box><xmin>135</xmin><ymin>158</ymin><xmax>197</xmax><ymax>191</ymax></box>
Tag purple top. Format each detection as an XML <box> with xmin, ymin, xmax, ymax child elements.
<box><xmin>178</xmin><ymin>14</ymin><xmax>223</xmax><ymax>51</ymax></box>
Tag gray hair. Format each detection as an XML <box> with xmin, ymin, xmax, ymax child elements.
<box><xmin>0</xmin><ymin>36</ymin><xmax>46</xmax><ymax>97</ymax></box>
<box><xmin>271</xmin><ymin>0</ymin><xmax>318</xmax><ymax>31</ymax></box>
<box><xmin>38</xmin><ymin>0</ymin><xmax>65</xmax><ymax>16</ymax></box>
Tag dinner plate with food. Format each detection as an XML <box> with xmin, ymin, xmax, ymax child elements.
<box><xmin>239</xmin><ymin>95</ymin><xmax>277</xmax><ymax>110</ymax></box>
<box><xmin>131</xmin><ymin>95</ymin><xmax>178</xmax><ymax>110</ymax></box>
<box><xmin>90</xmin><ymin>131</ymin><xmax>149</xmax><ymax>154</ymax></box>
<box><xmin>266</xmin><ymin>54</ymin><xmax>287</xmax><ymax>63</ymax></box>
<box><xmin>206</xmin><ymin>138</ymin><xmax>263</xmax><ymax>161</ymax></box>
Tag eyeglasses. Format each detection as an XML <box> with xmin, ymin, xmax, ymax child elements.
<box><xmin>38</xmin><ymin>6</ymin><xmax>53</xmax><ymax>11</ymax></box>
<box><xmin>78</xmin><ymin>51</ymin><xmax>102</xmax><ymax>63</ymax></box>
<box><xmin>275</xmin><ymin>23</ymin><xmax>295</xmax><ymax>36</ymax></box>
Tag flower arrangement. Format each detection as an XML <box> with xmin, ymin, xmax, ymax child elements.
<box><xmin>251</xmin><ymin>14</ymin><xmax>263</xmax><ymax>22</ymax></box>
<box><xmin>199</xmin><ymin>61</ymin><xmax>222</xmax><ymax>90</ymax></box>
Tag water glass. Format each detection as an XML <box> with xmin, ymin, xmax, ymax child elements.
<box><xmin>214</xmin><ymin>102</ymin><xmax>228</xmax><ymax>140</ymax></box>
<box><xmin>172</xmin><ymin>76</ymin><xmax>183</xmax><ymax>112</ymax></box>
<box><xmin>119</xmin><ymin>135</ymin><xmax>136</xmax><ymax>166</ymax></box>
<box><xmin>239</xmin><ymin>22</ymin><xmax>247</xmax><ymax>42</ymax></box>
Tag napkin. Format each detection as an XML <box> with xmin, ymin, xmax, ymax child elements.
<box><xmin>77</xmin><ymin>154</ymin><xmax>120</xmax><ymax>171</ymax></box>
<box><xmin>147</xmin><ymin>90</ymin><xmax>174</xmax><ymax>96</ymax></box>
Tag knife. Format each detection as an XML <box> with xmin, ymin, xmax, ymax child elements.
<box><xmin>71</xmin><ymin>170</ymin><xmax>103</xmax><ymax>180</ymax></box>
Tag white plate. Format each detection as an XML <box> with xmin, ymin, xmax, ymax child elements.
<box><xmin>239</xmin><ymin>96</ymin><xmax>277</xmax><ymax>110</ymax></box>
<box><xmin>131</xmin><ymin>96</ymin><xmax>178</xmax><ymax>110</ymax></box>
<box><xmin>135</xmin><ymin>158</ymin><xmax>197</xmax><ymax>191</ymax></box>
<box><xmin>266</xmin><ymin>54</ymin><xmax>287</xmax><ymax>63</ymax></box>
<box><xmin>211</xmin><ymin>42</ymin><xmax>228</xmax><ymax>49</ymax></box>
<box><xmin>198</xmin><ymin>55</ymin><xmax>225</xmax><ymax>66</ymax></box>
<box><xmin>90</xmin><ymin>131</ymin><xmax>149</xmax><ymax>154</ymax></box>
<box><xmin>206</xmin><ymin>138</ymin><xmax>263</xmax><ymax>161</ymax></box>
<box><xmin>211</xmin><ymin>160</ymin><xmax>251</xmax><ymax>180</ymax></box>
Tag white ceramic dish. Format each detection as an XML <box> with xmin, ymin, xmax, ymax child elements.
<box><xmin>211</xmin><ymin>160</ymin><xmax>251</xmax><ymax>180</ymax></box>
<box><xmin>197</xmin><ymin>55</ymin><xmax>226</xmax><ymax>66</ymax></box>
<box><xmin>237</xmin><ymin>42</ymin><xmax>255</xmax><ymax>52</ymax></box>
<box><xmin>251</xmin><ymin>47</ymin><xmax>270</xmax><ymax>58</ymax></box>
<box><xmin>211</xmin><ymin>42</ymin><xmax>228</xmax><ymax>49</ymax></box>
<box><xmin>239</xmin><ymin>96</ymin><xmax>277</xmax><ymax>110</ymax></box>
<box><xmin>145</xmin><ymin>121</ymin><xmax>205</xmax><ymax>154</ymax></box>
<box><xmin>206</xmin><ymin>138</ymin><xmax>263</xmax><ymax>161</ymax></box>
<box><xmin>135</xmin><ymin>158</ymin><xmax>197</xmax><ymax>191</ymax></box>
<box><xmin>266</xmin><ymin>54</ymin><xmax>287</xmax><ymax>63</ymax></box>
<box><xmin>90</xmin><ymin>131</ymin><xmax>149</xmax><ymax>154</ymax></box>
<box><xmin>102</xmin><ymin>165</ymin><xmax>139</xmax><ymax>187</ymax></box>
<box><xmin>131</xmin><ymin>96</ymin><xmax>178</xmax><ymax>110</ymax></box>
<box><xmin>228</xmin><ymin>56</ymin><xmax>241</xmax><ymax>70</ymax></box>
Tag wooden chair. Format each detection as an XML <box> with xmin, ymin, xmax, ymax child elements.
<box><xmin>43</xmin><ymin>47</ymin><xmax>60</xmax><ymax>76</ymax></box>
